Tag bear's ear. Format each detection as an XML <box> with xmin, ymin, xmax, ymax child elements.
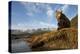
<box><xmin>56</xmin><ymin>9</ymin><xmax>62</xmax><ymax>13</ymax></box>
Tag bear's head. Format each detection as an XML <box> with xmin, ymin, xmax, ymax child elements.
<box><xmin>55</xmin><ymin>9</ymin><xmax>62</xmax><ymax>21</ymax></box>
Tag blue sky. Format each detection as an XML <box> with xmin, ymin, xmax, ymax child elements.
<box><xmin>11</xmin><ymin>1</ymin><xmax>78</xmax><ymax>30</ymax></box>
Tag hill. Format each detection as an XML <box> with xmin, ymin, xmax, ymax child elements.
<box><xmin>25</xmin><ymin>28</ymin><xmax>78</xmax><ymax>51</ymax></box>
<box><xmin>71</xmin><ymin>15</ymin><xmax>78</xmax><ymax>28</ymax></box>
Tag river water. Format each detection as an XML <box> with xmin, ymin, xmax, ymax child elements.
<box><xmin>11</xmin><ymin>39</ymin><xmax>31</xmax><ymax>53</ymax></box>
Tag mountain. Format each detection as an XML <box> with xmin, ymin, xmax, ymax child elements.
<box><xmin>11</xmin><ymin>29</ymin><xmax>23</xmax><ymax>34</ymax></box>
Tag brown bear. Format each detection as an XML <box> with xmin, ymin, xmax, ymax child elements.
<box><xmin>55</xmin><ymin>10</ymin><xmax>70</xmax><ymax>30</ymax></box>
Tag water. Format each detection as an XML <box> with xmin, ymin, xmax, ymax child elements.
<box><xmin>11</xmin><ymin>39</ymin><xmax>31</xmax><ymax>53</ymax></box>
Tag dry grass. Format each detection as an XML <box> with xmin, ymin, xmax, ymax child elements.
<box><xmin>25</xmin><ymin>28</ymin><xmax>78</xmax><ymax>51</ymax></box>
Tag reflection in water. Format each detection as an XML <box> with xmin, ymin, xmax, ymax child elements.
<box><xmin>11</xmin><ymin>39</ymin><xmax>31</xmax><ymax>53</ymax></box>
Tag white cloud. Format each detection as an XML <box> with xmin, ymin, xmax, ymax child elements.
<box><xmin>46</xmin><ymin>6</ymin><xmax>55</xmax><ymax>25</ymax></box>
<box><xmin>11</xmin><ymin>21</ymin><xmax>57</xmax><ymax>31</ymax></box>
<box><xmin>12</xmin><ymin>24</ymin><xmax>26</xmax><ymax>30</ymax></box>
<box><xmin>47</xmin><ymin>7</ymin><xmax>53</xmax><ymax>17</ymax></box>
<box><xmin>12</xmin><ymin>2</ymin><xmax>57</xmax><ymax>30</ymax></box>
<box><xmin>26</xmin><ymin>12</ymin><xmax>33</xmax><ymax>16</ymax></box>
<box><xmin>20</xmin><ymin>2</ymin><xmax>37</xmax><ymax>16</ymax></box>
<box><xmin>61</xmin><ymin>5</ymin><xmax>69</xmax><ymax>13</ymax></box>
<box><xmin>39</xmin><ymin>21</ymin><xmax>57</xmax><ymax>28</ymax></box>
<box><xmin>20</xmin><ymin>2</ymin><xmax>54</xmax><ymax>17</ymax></box>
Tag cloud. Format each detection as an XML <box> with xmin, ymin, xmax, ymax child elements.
<box><xmin>47</xmin><ymin>7</ymin><xmax>53</xmax><ymax>17</ymax></box>
<box><xmin>61</xmin><ymin>5</ymin><xmax>69</xmax><ymax>13</ymax></box>
<box><xmin>20</xmin><ymin>2</ymin><xmax>55</xmax><ymax>18</ymax></box>
<box><xmin>11</xmin><ymin>21</ymin><xmax>57</xmax><ymax>31</ymax></box>
<box><xmin>39</xmin><ymin>21</ymin><xmax>57</xmax><ymax>28</ymax></box>
<box><xmin>20</xmin><ymin>2</ymin><xmax>48</xmax><ymax>16</ymax></box>
<box><xmin>26</xmin><ymin>12</ymin><xmax>33</xmax><ymax>16</ymax></box>
<box><xmin>11</xmin><ymin>24</ymin><xmax>27</xmax><ymax>30</ymax></box>
<box><xmin>46</xmin><ymin>6</ymin><xmax>55</xmax><ymax>24</ymax></box>
<box><xmin>11</xmin><ymin>24</ymin><xmax>34</xmax><ymax>31</ymax></box>
<box><xmin>20</xmin><ymin>2</ymin><xmax>37</xmax><ymax>16</ymax></box>
<box><xmin>12</xmin><ymin>2</ymin><xmax>58</xmax><ymax>30</ymax></box>
<box><xmin>20</xmin><ymin>2</ymin><xmax>54</xmax><ymax>17</ymax></box>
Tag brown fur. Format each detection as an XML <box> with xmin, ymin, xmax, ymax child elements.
<box><xmin>55</xmin><ymin>10</ymin><xmax>70</xmax><ymax>30</ymax></box>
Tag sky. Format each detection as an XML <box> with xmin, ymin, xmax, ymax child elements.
<box><xmin>10</xmin><ymin>1</ymin><xmax>78</xmax><ymax>30</ymax></box>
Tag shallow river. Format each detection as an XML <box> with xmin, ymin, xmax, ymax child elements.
<box><xmin>11</xmin><ymin>39</ymin><xmax>31</xmax><ymax>53</ymax></box>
